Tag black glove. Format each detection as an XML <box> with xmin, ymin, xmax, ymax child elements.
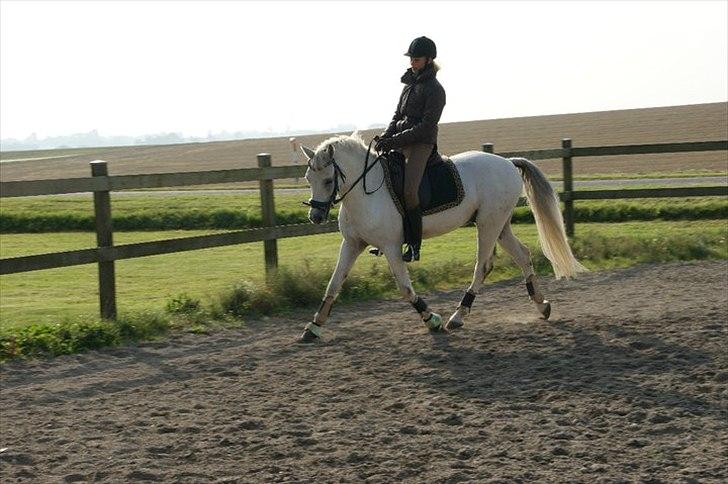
<box><xmin>375</xmin><ymin>136</ymin><xmax>395</xmax><ymax>152</ymax></box>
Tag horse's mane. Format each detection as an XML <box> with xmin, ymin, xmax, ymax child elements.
<box><xmin>311</xmin><ymin>132</ymin><xmax>368</xmax><ymax>170</ymax></box>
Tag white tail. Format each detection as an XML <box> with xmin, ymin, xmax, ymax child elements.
<box><xmin>510</xmin><ymin>157</ymin><xmax>588</xmax><ymax>279</ymax></box>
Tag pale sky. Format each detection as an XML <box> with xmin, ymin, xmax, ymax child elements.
<box><xmin>1</xmin><ymin>0</ymin><xmax>726</xmax><ymax>140</ymax></box>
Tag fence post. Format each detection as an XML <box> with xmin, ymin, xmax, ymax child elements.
<box><xmin>482</xmin><ymin>143</ymin><xmax>494</xmax><ymax>154</ymax></box>
<box><xmin>257</xmin><ymin>153</ymin><xmax>278</xmax><ymax>277</ymax></box>
<box><xmin>561</xmin><ymin>138</ymin><xmax>575</xmax><ymax>237</ymax></box>
<box><xmin>90</xmin><ymin>161</ymin><xmax>117</xmax><ymax>320</ymax></box>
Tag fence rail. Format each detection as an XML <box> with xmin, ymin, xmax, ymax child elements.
<box><xmin>568</xmin><ymin>186</ymin><xmax>727</xmax><ymax>201</ymax></box>
<box><xmin>0</xmin><ymin>222</ymin><xmax>339</xmax><ymax>275</ymax></box>
<box><xmin>0</xmin><ymin>165</ymin><xmax>306</xmax><ymax>198</ymax></box>
<box><xmin>1</xmin><ymin>139</ymin><xmax>726</xmax><ymax>319</ymax></box>
<box><xmin>494</xmin><ymin>140</ymin><xmax>727</xmax><ymax>160</ymax></box>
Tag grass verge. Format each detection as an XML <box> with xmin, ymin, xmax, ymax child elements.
<box><xmin>1</xmin><ymin>220</ymin><xmax>726</xmax><ymax>361</ymax></box>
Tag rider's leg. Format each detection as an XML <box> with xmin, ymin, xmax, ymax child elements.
<box><xmin>402</xmin><ymin>143</ymin><xmax>434</xmax><ymax>262</ymax></box>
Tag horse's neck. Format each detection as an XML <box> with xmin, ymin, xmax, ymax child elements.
<box><xmin>338</xmin><ymin>148</ymin><xmax>386</xmax><ymax>216</ymax></box>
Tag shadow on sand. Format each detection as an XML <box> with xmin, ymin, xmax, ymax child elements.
<box><xmin>416</xmin><ymin>317</ymin><xmax>723</xmax><ymax>419</ymax></box>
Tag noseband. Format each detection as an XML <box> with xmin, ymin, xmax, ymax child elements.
<box><xmin>303</xmin><ymin>139</ymin><xmax>384</xmax><ymax>218</ymax></box>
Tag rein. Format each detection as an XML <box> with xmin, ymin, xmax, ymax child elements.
<box><xmin>303</xmin><ymin>139</ymin><xmax>385</xmax><ymax>216</ymax></box>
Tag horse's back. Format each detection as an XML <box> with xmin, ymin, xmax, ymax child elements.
<box><xmin>450</xmin><ymin>151</ymin><xmax>523</xmax><ymax>204</ymax></box>
<box><xmin>420</xmin><ymin>151</ymin><xmax>522</xmax><ymax>238</ymax></box>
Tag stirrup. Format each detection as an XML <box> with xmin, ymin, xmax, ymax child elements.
<box><xmin>402</xmin><ymin>244</ymin><xmax>420</xmax><ymax>263</ymax></box>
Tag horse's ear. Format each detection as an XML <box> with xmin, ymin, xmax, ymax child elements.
<box><xmin>301</xmin><ymin>145</ymin><xmax>315</xmax><ymax>161</ymax></box>
<box><xmin>326</xmin><ymin>144</ymin><xmax>334</xmax><ymax>159</ymax></box>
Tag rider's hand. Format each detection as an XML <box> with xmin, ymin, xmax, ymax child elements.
<box><xmin>375</xmin><ymin>136</ymin><xmax>394</xmax><ymax>152</ymax></box>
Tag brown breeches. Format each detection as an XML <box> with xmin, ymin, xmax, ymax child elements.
<box><xmin>401</xmin><ymin>143</ymin><xmax>434</xmax><ymax>209</ymax></box>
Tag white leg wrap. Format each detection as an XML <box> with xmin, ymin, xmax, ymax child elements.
<box><xmin>304</xmin><ymin>322</ymin><xmax>323</xmax><ymax>338</ymax></box>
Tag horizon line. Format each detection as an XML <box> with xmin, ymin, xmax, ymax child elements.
<box><xmin>2</xmin><ymin>100</ymin><xmax>726</xmax><ymax>153</ymax></box>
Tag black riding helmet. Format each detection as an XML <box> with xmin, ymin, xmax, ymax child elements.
<box><xmin>404</xmin><ymin>36</ymin><xmax>437</xmax><ymax>59</ymax></box>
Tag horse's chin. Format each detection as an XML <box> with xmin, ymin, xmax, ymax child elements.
<box><xmin>308</xmin><ymin>210</ymin><xmax>325</xmax><ymax>224</ymax></box>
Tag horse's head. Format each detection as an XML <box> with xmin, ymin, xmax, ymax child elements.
<box><xmin>301</xmin><ymin>142</ymin><xmax>340</xmax><ymax>224</ymax></box>
<box><xmin>300</xmin><ymin>133</ymin><xmax>373</xmax><ymax>223</ymax></box>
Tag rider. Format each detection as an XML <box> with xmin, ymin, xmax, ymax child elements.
<box><xmin>375</xmin><ymin>36</ymin><xmax>446</xmax><ymax>262</ymax></box>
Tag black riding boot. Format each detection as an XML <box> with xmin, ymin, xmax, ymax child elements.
<box><xmin>402</xmin><ymin>206</ymin><xmax>422</xmax><ymax>262</ymax></box>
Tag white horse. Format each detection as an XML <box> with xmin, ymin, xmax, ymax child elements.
<box><xmin>299</xmin><ymin>132</ymin><xmax>586</xmax><ymax>342</ymax></box>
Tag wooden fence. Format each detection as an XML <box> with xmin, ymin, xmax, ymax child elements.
<box><xmin>484</xmin><ymin>139</ymin><xmax>728</xmax><ymax>237</ymax></box>
<box><xmin>1</xmin><ymin>139</ymin><xmax>726</xmax><ymax>320</ymax></box>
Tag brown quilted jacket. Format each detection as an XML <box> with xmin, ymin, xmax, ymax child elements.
<box><xmin>382</xmin><ymin>63</ymin><xmax>446</xmax><ymax>148</ymax></box>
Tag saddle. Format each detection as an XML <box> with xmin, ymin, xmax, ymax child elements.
<box><xmin>380</xmin><ymin>148</ymin><xmax>465</xmax><ymax>217</ymax></box>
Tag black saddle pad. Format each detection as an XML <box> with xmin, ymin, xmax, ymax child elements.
<box><xmin>381</xmin><ymin>150</ymin><xmax>465</xmax><ymax>217</ymax></box>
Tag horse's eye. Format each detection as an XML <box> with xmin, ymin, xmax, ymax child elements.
<box><xmin>324</xmin><ymin>179</ymin><xmax>333</xmax><ymax>186</ymax></box>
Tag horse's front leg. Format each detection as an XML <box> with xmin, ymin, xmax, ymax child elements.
<box><xmin>300</xmin><ymin>238</ymin><xmax>366</xmax><ymax>342</ymax></box>
<box><xmin>382</xmin><ymin>246</ymin><xmax>444</xmax><ymax>332</ymax></box>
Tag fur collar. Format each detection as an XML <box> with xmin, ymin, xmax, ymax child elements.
<box><xmin>400</xmin><ymin>63</ymin><xmax>437</xmax><ymax>85</ymax></box>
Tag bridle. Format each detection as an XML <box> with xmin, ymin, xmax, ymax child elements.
<box><xmin>303</xmin><ymin>139</ymin><xmax>385</xmax><ymax>219</ymax></box>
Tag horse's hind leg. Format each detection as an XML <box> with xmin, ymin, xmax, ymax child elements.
<box><xmin>497</xmin><ymin>222</ymin><xmax>551</xmax><ymax>319</ymax></box>
<box><xmin>446</xmin><ymin>221</ymin><xmax>499</xmax><ymax>330</ymax></box>
<box><xmin>300</xmin><ymin>238</ymin><xmax>366</xmax><ymax>342</ymax></box>
<box><xmin>382</xmin><ymin>245</ymin><xmax>444</xmax><ymax>332</ymax></box>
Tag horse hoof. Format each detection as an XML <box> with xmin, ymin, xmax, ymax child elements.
<box><xmin>538</xmin><ymin>301</ymin><xmax>551</xmax><ymax>320</ymax></box>
<box><xmin>424</xmin><ymin>312</ymin><xmax>444</xmax><ymax>332</ymax></box>
<box><xmin>446</xmin><ymin>318</ymin><xmax>463</xmax><ymax>330</ymax></box>
<box><xmin>299</xmin><ymin>329</ymin><xmax>320</xmax><ymax>344</ymax></box>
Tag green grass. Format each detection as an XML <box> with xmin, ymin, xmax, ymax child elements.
<box><xmin>1</xmin><ymin>220</ymin><xmax>726</xmax><ymax>360</ymax></box>
<box><xmin>1</xmin><ymin>220</ymin><xmax>726</xmax><ymax>329</ymax></box>
<box><xmin>1</xmin><ymin>192</ymin><xmax>726</xmax><ymax>232</ymax></box>
<box><xmin>0</xmin><ymin>193</ymin><xmax>308</xmax><ymax>232</ymax></box>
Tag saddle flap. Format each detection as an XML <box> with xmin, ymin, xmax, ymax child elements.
<box><xmin>381</xmin><ymin>150</ymin><xmax>464</xmax><ymax>217</ymax></box>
